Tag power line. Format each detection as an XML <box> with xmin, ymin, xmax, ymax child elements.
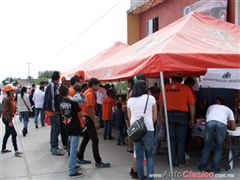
<box><xmin>51</xmin><ymin>0</ymin><xmax>123</xmax><ymax>60</ymax></box>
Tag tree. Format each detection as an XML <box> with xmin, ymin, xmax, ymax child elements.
<box><xmin>38</xmin><ymin>70</ymin><xmax>54</xmax><ymax>79</ymax></box>
<box><xmin>2</xmin><ymin>77</ymin><xmax>18</xmax><ymax>86</ymax></box>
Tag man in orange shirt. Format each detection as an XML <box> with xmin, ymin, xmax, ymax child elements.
<box><xmin>102</xmin><ymin>90</ymin><xmax>114</xmax><ymax>140</ymax></box>
<box><xmin>77</xmin><ymin>78</ymin><xmax>111</xmax><ymax>168</ymax></box>
<box><xmin>159</xmin><ymin>76</ymin><xmax>195</xmax><ymax>167</ymax></box>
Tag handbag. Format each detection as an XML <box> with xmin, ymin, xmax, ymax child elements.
<box><xmin>127</xmin><ymin>94</ymin><xmax>149</xmax><ymax>142</ymax></box>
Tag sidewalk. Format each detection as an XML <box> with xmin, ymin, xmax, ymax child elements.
<box><xmin>1</xmin><ymin>116</ymin><xmax>240</xmax><ymax>180</ymax></box>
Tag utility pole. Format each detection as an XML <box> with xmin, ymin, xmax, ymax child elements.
<box><xmin>26</xmin><ymin>62</ymin><xmax>32</xmax><ymax>85</ymax></box>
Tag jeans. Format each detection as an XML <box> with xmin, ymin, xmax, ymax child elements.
<box><xmin>168</xmin><ymin>111</ymin><xmax>188</xmax><ymax>165</ymax></box>
<box><xmin>78</xmin><ymin>117</ymin><xmax>101</xmax><ymax>163</ymax></box>
<box><xmin>153</xmin><ymin>132</ymin><xmax>161</xmax><ymax>155</ymax></box>
<box><xmin>69</xmin><ymin>136</ymin><xmax>80</xmax><ymax>176</ymax></box>
<box><xmin>49</xmin><ymin>114</ymin><xmax>60</xmax><ymax>149</ymax></box>
<box><xmin>104</xmin><ymin>120</ymin><xmax>112</xmax><ymax>138</ymax></box>
<box><xmin>135</xmin><ymin>131</ymin><xmax>155</xmax><ymax>180</ymax></box>
<box><xmin>34</xmin><ymin>108</ymin><xmax>45</xmax><ymax>126</ymax></box>
<box><xmin>199</xmin><ymin>120</ymin><xmax>227</xmax><ymax>171</ymax></box>
<box><xmin>20</xmin><ymin>111</ymin><xmax>30</xmax><ymax>129</ymax></box>
<box><xmin>116</xmin><ymin>127</ymin><xmax>124</xmax><ymax>144</ymax></box>
<box><xmin>2</xmin><ymin>118</ymin><xmax>18</xmax><ymax>151</ymax></box>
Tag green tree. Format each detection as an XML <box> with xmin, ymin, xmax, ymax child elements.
<box><xmin>38</xmin><ymin>70</ymin><xmax>54</xmax><ymax>79</ymax></box>
<box><xmin>2</xmin><ymin>77</ymin><xmax>18</xmax><ymax>86</ymax></box>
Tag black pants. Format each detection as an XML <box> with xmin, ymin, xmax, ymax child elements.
<box><xmin>60</xmin><ymin>115</ymin><xmax>68</xmax><ymax>146</ymax></box>
<box><xmin>2</xmin><ymin>118</ymin><xmax>18</xmax><ymax>151</ymax></box>
<box><xmin>77</xmin><ymin>117</ymin><xmax>101</xmax><ymax>163</ymax></box>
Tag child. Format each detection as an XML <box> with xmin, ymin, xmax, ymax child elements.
<box><xmin>59</xmin><ymin>85</ymin><xmax>83</xmax><ymax>178</ymax></box>
<box><xmin>71</xmin><ymin>83</ymin><xmax>87</xmax><ymax>131</ymax></box>
<box><xmin>112</xmin><ymin>101</ymin><xmax>125</xmax><ymax>145</ymax></box>
<box><xmin>71</xmin><ymin>83</ymin><xmax>86</xmax><ymax>106</ymax></box>
<box><xmin>102</xmin><ymin>90</ymin><xmax>114</xmax><ymax>140</ymax></box>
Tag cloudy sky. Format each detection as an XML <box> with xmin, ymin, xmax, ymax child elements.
<box><xmin>0</xmin><ymin>0</ymin><xmax>130</xmax><ymax>82</ymax></box>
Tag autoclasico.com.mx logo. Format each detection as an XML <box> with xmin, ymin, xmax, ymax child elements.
<box><xmin>149</xmin><ymin>170</ymin><xmax>235</xmax><ymax>179</ymax></box>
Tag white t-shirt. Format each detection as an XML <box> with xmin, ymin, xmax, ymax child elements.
<box><xmin>33</xmin><ymin>89</ymin><xmax>45</xmax><ymax>108</ymax></box>
<box><xmin>127</xmin><ymin>94</ymin><xmax>156</xmax><ymax>131</ymax></box>
<box><xmin>96</xmin><ymin>87</ymin><xmax>106</xmax><ymax>105</ymax></box>
<box><xmin>206</xmin><ymin>104</ymin><xmax>235</xmax><ymax>125</ymax></box>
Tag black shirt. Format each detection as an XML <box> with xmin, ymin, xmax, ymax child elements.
<box><xmin>60</xmin><ymin>98</ymin><xmax>82</xmax><ymax>136</ymax></box>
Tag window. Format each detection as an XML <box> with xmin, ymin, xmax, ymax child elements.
<box><xmin>146</xmin><ymin>17</ymin><xmax>159</xmax><ymax>35</ymax></box>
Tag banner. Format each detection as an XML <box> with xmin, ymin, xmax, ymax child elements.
<box><xmin>183</xmin><ymin>0</ymin><xmax>228</xmax><ymax>21</ymax></box>
<box><xmin>200</xmin><ymin>68</ymin><xmax>240</xmax><ymax>90</ymax></box>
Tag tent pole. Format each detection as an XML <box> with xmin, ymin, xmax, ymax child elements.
<box><xmin>160</xmin><ymin>71</ymin><xmax>173</xmax><ymax>178</ymax></box>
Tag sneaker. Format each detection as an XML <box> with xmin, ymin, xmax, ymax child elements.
<box><xmin>130</xmin><ymin>168</ymin><xmax>138</xmax><ymax>179</ymax></box>
<box><xmin>198</xmin><ymin>165</ymin><xmax>211</xmax><ymax>172</ymax></box>
<box><xmin>35</xmin><ymin>125</ymin><xmax>38</xmax><ymax>128</ymax></box>
<box><xmin>22</xmin><ymin>128</ymin><xmax>27</xmax><ymax>137</ymax></box>
<box><xmin>95</xmin><ymin>161</ymin><xmax>111</xmax><ymax>168</ymax></box>
<box><xmin>75</xmin><ymin>165</ymin><xmax>81</xmax><ymax>170</ymax></box>
<box><xmin>76</xmin><ymin>159</ymin><xmax>91</xmax><ymax>164</ymax></box>
<box><xmin>69</xmin><ymin>172</ymin><xmax>84</xmax><ymax>178</ymax></box>
<box><xmin>15</xmin><ymin>151</ymin><xmax>23</xmax><ymax>157</ymax></box>
<box><xmin>185</xmin><ymin>153</ymin><xmax>191</xmax><ymax>160</ymax></box>
<box><xmin>1</xmin><ymin>149</ymin><xmax>12</xmax><ymax>153</ymax></box>
<box><xmin>108</xmin><ymin>136</ymin><xmax>115</xmax><ymax>140</ymax></box>
<box><xmin>127</xmin><ymin>149</ymin><xmax>133</xmax><ymax>153</ymax></box>
<box><xmin>52</xmin><ymin>148</ymin><xmax>64</xmax><ymax>156</ymax></box>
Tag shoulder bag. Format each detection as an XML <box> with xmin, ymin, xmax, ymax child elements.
<box><xmin>127</xmin><ymin>94</ymin><xmax>149</xmax><ymax>142</ymax></box>
<box><xmin>22</xmin><ymin>96</ymin><xmax>31</xmax><ymax>112</ymax></box>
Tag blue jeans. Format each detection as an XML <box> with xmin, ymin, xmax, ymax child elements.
<box><xmin>199</xmin><ymin>120</ymin><xmax>227</xmax><ymax>171</ymax></box>
<box><xmin>20</xmin><ymin>111</ymin><xmax>30</xmax><ymax>129</ymax></box>
<box><xmin>49</xmin><ymin>114</ymin><xmax>60</xmax><ymax>149</ymax></box>
<box><xmin>34</xmin><ymin>108</ymin><xmax>45</xmax><ymax>126</ymax></box>
<box><xmin>168</xmin><ymin>111</ymin><xmax>188</xmax><ymax>165</ymax></box>
<box><xmin>116</xmin><ymin>127</ymin><xmax>124</xmax><ymax>144</ymax></box>
<box><xmin>69</xmin><ymin>136</ymin><xmax>80</xmax><ymax>176</ymax></box>
<box><xmin>134</xmin><ymin>131</ymin><xmax>155</xmax><ymax>180</ymax></box>
<box><xmin>104</xmin><ymin>120</ymin><xmax>112</xmax><ymax>138</ymax></box>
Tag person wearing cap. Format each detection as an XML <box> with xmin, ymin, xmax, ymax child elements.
<box><xmin>77</xmin><ymin>77</ymin><xmax>111</xmax><ymax>168</ymax></box>
<box><xmin>1</xmin><ymin>85</ymin><xmax>22</xmax><ymax>156</ymax></box>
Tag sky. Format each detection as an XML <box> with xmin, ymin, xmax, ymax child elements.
<box><xmin>0</xmin><ymin>0</ymin><xmax>130</xmax><ymax>82</ymax></box>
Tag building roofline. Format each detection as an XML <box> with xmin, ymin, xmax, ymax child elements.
<box><xmin>127</xmin><ymin>0</ymin><xmax>165</xmax><ymax>14</ymax></box>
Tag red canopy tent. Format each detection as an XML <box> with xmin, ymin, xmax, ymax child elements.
<box><xmin>61</xmin><ymin>41</ymin><xmax>128</xmax><ymax>80</ymax></box>
<box><xmin>83</xmin><ymin>11</ymin><xmax>240</xmax><ymax>174</ymax></box>
<box><xmin>84</xmin><ymin>12</ymin><xmax>240</xmax><ymax>81</ymax></box>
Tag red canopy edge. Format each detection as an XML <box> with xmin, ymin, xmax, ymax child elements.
<box><xmin>61</xmin><ymin>41</ymin><xmax>128</xmax><ymax>80</ymax></box>
<box><xmin>84</xmin><ymin>11</ymin><xmax>240</xmax><ymax>81</ymax></box>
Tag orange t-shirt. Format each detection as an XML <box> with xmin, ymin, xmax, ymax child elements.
<box><xmin>69</xmin><ymin>86</ymin><xmax>75</xmax><ymax>97</ymax></box>
<box><xmin>102</xmin><ymin>96</ymin><xmax>114</xmax><ymax>121</ymax></box>
<box><xmin>159</xmin><ymin>82</ymin><xmax>195</xmax><ymax>112</ymax></box>
<box><xmin>81</xmin><ymin>88</ymin><xmax>96</xmax><ymax>116</ymax></box>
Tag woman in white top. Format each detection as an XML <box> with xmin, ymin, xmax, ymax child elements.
<box><xmin>127</xmin><ymin>80</ymin><xmax>157</xmax><ymax>180</ymax></box>
<box><xmin>17</xmin><ymin>86</ymin><xmax>32</xmax><ymax>137</ymax></box>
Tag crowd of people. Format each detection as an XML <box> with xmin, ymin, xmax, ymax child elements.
<box><xmin>1</xmin><ymin>72</ymin><xmax>239</xmax><ymax>179</ymax></box>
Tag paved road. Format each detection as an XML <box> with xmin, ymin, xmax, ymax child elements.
<box><xmin>1</xmin><ymin>115</ymin><xmax>240</xmax><ymax>180</ymax></box>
